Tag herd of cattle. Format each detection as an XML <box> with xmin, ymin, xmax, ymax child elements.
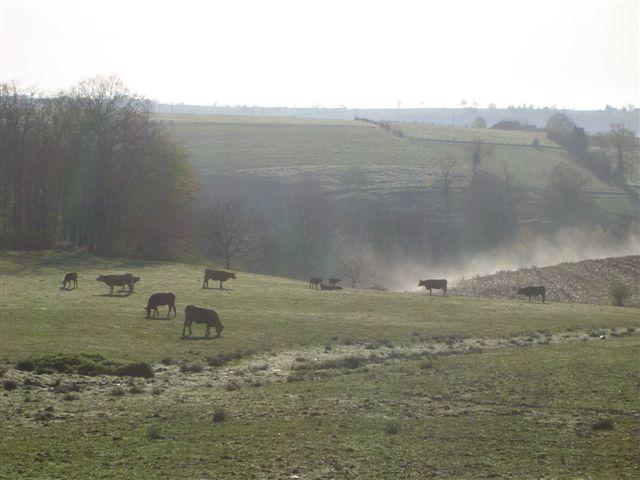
<box><xmin>59</xmin><ymin>269</ymin><xmax>548</xmax><ymax>338</ymax></box>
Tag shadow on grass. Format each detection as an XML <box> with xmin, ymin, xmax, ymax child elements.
<box><xmin>180</xmin><ymin>335</ymin><xmax>222</xmax><ymax>341</ymax></box>
<box><xmin>95</xmin><ymin>292</ymin><xmax>134</xmax><ymax>298</ymax></box>
<box><xmin>202</xmin><ymin>286</ymin><xmax>233</xmax><ymax>291</ymax></box>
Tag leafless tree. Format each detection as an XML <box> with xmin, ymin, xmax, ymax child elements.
<box><xmin>468</xmin><ymin>140</ymin><xmax>492</xmax><ymax>177</ymax></box>
<box><xmin>206</xmin><ymin>197</ymin><xmax>264</xmax><ymax>269</ymax></box>
<box><xmin>332</xmin><ymin>230</ymin><xmax>370</xmax><ymax>288</ymax></box>
<box><xmin>545</xmin><ymin>163</ymin><xmax>590</xmax><ymax>225</ymax></box>
<box><xmin>437</xmin><ymin>153</ymin><xmax>459</xmax><ymax>220</ymax></box>
<box><xmin>606</xmin><ymin>123</ymin><xmax>638</xmax><ymax>185</ymax></box>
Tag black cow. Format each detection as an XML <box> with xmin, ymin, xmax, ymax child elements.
<box><xmin>320</xmin><ymin>284</ymin><xmax>343</xmax><ymax>290</ymax></box>
<box><xmin>328</xmin><ymin>278</ymin><xmax>341</xmax><ymax>286</ymax></box>
<box><xmin>518</xmin><ymin>286</ymin><xmax>546</xmax><ymax>302</ymax></box>
<box><xmin>145</xmin><ymin>293</ymin><xmax>177</xmax><ymax>319</ymax></box>
<box><xmin>309</xmin><ymin>277</ymin><xmax>322</xmax><ymax>289</ymax></box>
<box><xmin>182</xmin><ymin>305</ymin><xmax>224</xmax><ymax>337</ymax></box>
<box><xmin>97</xmin><ymin>273</ymin><xmax>136</xmax><ymax>295</ymax></box>
<box><xmin>203</xmin><ymin>269</ymin><xmax>236</xmax><ymax>290</ymax></box>
<box><xmin>62</xmin><ymin>272</ymin><xmax>78</xmax><ymax>289</ymax></box>
<box><xmin>418</xmin><ymin>279</ymin><xmax>448</xmax><ymax>296</ymax></box>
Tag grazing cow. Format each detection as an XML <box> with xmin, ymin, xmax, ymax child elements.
<box><xmin>97</xmin><ymin>273</ymin><xmax>136</xmax><ymax>295</ymax></box>
<box><xmin>62</xmin><ymin>272</ymin><xmax>78</xmax><ymax>289</ymax></box>
<box><xmin>145</xmin><ymin>293</ymin><xmax>177</xmax><ymax>319</ymax></box>
<box><xmin>517</xmin><ymin>286</ymin><xmax>546</xmax><ymax>302</ymax></box>
<box><xmin>203</xmin><ymin>269</ymin><xmax>236</xmax><ymax>290</ymax></box>
<box><xmin>309</xmin><ymin>277</ymin><xmax>322</xmax><ymax>289</ymax></box>
<box><xmin>183</xmin><ymin>305</ymin><xmax>224</xmax><ymax>337</ymax></box>
<box><xmin>320</xmin><ymin>284</ymin><xmax>343</xmax><ymax>290</ymax></box>
<box><xmin>418</xmin><ymin>279</ymin><xmax>448</xmax><ymax>296</ymax></box>
<box><xmin>328</xmin><ymin>278</ymin><xmax>341</xmax><ymax>286</ymax></box>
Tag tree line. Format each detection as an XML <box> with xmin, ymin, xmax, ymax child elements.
<box><xmin>0</xmin><ymin>77</ymin><xmax>197</xmax><ymax>258</ymax></box>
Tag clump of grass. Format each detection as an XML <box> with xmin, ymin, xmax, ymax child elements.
<box><xmin>295</xmin><ymin>355</ymin><xmax>367</xmax><ymax>371</ymax></box>
<box><xmin>15</xmin><ymin>359</ymin><xmax>35</xmax><ymax>372</ymax></box>
<box><xmin>3</xmin><ymin>379</ymin><xmax>18</xmax><ymax>391</ymax></box>
<box><xmin>128</xmin><ymin>384</ymin><xmax>145</xmax><ymax>395</ymax></box>
<box><xmin>213</xmin><ymin>408</ymin><xmax>228</xmax><ymax>423</ymax></box>
<box><xmin>420</xmin><ymin>361</ymin><xmax>433</xmax><ymax>370</ymax></box>
<box><xmin>225</xmin><ymin>381</ymin><xmax>241</xmax><ymax>392</ymax></box>
<box><xmin>109</xmin><ymin>386</ymin><xmax>126</xmax><ymax>397</ymax></box>
<box><xmin>29</xmin><ymin>353</ymin><xmax>154</xmax><ymax>379</ymax></box>
<box><xmin>62</xmin><ymin>393</ymin><xmax>79</xmax><ymax>401</ymax></box>
<box><xmin>180</xmin><ymin>363</ymin><xmax>204</xmax><ymax>374</ymax></box>
<box><xmin>152</xmin><ymin>386</ymin><xmax>163</xmax><ymax>396</ymax></box>
<box><xmin>116</xmin><ymin>362</ymin><xmax>154</xmax><ymax>379</ymax></box>
<box><xmin>294</xmin><ymin>356</ymin><xmax>307</xmax><ymax>363</ymax></box>
<box><xmin>206</xmin><ymin>350</ymin><xmax>251</xmax><ymax>367</ymax></box>
<box><xmin>384</xmin><ymin>421</ymin><xmax>402</xmax><ymax>435</ymax></box>
<box><xmin>324</xmin><ymin>344</ymin><xmax>332</xmax><ymax>352</ymax></box>
<box><xmin>592</xmin><ymin>419</ymin><xmax>614</xmax><ymax>431</ymax></box>
<box><xmin>160</xmin><ymin>358</ymin><xmax>173</xmax><ymax>366</ymax></box>
<box><xmin>53</xmin><ymin>382</ymin><xmax>81</xmax><ymax>394</ymax></box>
<box><xmin>343</xmin><ymin>338</ymin><xmax>355</xmax><ymax>346</ymax></box>
<box><xmin>147</xmin><ymin>425</ymin><xmax>165</xmax><ymax>440</ymax></box>
<box><xmin>626</xmin><ymin>326</ymin><xmax>636</xmax><ymax>334</ymax></box>
<box><xmin>23</xmin><ymin>377</ymin><xmax>42</xmax><ymax>387</ymax></box>
<box><xmin>249</xmin><ymin>363</ymin><xmax>268</xmax><ymax>372</ymax></box>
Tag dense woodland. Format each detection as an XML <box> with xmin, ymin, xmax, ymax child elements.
<box><xmin>0</xmin><ymin>77</ymin><xmax>197</xmax><ymax>259</ymax></box>
<box><xmin>2</xmin><ymin>78</ymin><xmax>638</xmax><ymax>284</ymax></box>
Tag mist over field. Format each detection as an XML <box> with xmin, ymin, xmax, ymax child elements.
<box><xmin>1</xmin><ymin>1</ymin><xmax>639</xmax><ymax>478</ymax></box>
<box><xmin>382</xmin><ymin>229</ymin><xmax>640</xmax><ymax>292</ymax></box>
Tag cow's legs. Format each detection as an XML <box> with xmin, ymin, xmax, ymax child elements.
<box><xmin>442</xmin><ymin>288</ymin><xmax>446</xmax><ymax>297</ymax></box>
<box><xmin>429</xmin><ymin>289</ymin><xmax>432</xmax><ymax>296</ymax></box>
<box><xmin>219</xmin><ymin>280</ymin><xmax>223</xmax><ymax>290</ymax></box>
<box><xmin>109</xmin><ymin>285</ymin><xmax>114</xmax><ymax>295</ymax></box>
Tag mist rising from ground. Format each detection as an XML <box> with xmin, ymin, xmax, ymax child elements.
<box><xmin>376</xmin><ymin>229</ymin><xmax>640</xmax><ymax>292</ymax></box>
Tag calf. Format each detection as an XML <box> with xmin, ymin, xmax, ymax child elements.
<box><xmin>518</xmin><ymin>286</ymin><xmax>546</xmax><ymax>302</ymax></box>
<box><xmin>203</xmin><ymin>269</ymin><xmax>236</xmax><ymax>290</ymax></box>
<box><xmin>418</xmin><ymin>279</ymin><xmax>448</xmax><ymax>296</ymax></box>
<box><xmin>145</xmin><ymin>293</ymin><xmax>177</xmax><ymax>319</ymax></box>
<box><xmin>62</xmin><ymin>272</ymin><xmax>78</xmax><ymax>289</ymax></box>
<box><xmin>183</xmin><ymin>305</ymin><xmax>224</xmax><ymax>337</ymax></box>
<box><xmin>97</xmin><ymin>273</ymin><xmax>136</xmax><ymax>295</ymax></box>
<box><xmin>328</xmin><ymin>278</ymin><xmax>341</xmax><ymax>286</ymax></box>
<box><xmin>309</xmin><ymin>277</ymin><xmax>322</xmax><ymax>289</ymax></box>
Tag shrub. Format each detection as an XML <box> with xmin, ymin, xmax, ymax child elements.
<box><xmin>15</xmin><ymin>359</ymin><xmax>35</xmax><ymax>372</ymax></box>
<box><xmin>592</xmin><ymin>419</ymin><xmax>614</xmax><ymax>431</ymax></box>
<box><xmin>152</xmin><ymin>386</ymin><xmax>163</xmax><ymax>396</ymax></box>
<box><xmin>53</xmin><ymin>382</ymin><xmax>81</xmax><ymax>394</ymax></box>
<box><xmin>3</xmin><ymin>379</ymin><xmax>18</xmax><ymax>391</ymax></box>
<box><xmin>609</xmin><ymin>281</ymin><xmax>631</xmax><ymax>307</ymax></box>
<box><xmin>213</xmin><ymin>408</ymin><xmax>228</xmax><ymax>423</ymax></box>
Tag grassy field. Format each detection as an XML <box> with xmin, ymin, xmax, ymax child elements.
<box><xmin>157</xmin><ymin>114</ymin><xmax>637</xmax><ymax>228</ymax></box>
<box><xmin>1</xmin><ymin>251</ymin><xmax>639</xmax><ymax>478</ymax></box>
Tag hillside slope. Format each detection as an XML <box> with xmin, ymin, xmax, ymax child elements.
<box><xmin>453</xmin><ymin>255</ymin><xmax>640</xmax><ymax>306</ymax></box>
<box><xmin>159</xmin><ymin>114</ymin><xmax>637</xmax><ymax>229</ymax></box>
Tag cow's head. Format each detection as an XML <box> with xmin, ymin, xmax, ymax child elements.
<box><xmin>96</xmin><ymin>275</ymin><xmax>104</xmax><ymax>282</ymax></box>
<box><xmin>230</xmin><ymin>273</ymin><xmax>237</xmax><ymax>279</ymax></box>
<box><xmin>418</xmin><ymin>280</ymin><xmax>426</xmax><ymax>287</ymax></box>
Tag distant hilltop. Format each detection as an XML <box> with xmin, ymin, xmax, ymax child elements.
<box><xmin>154</xmin><ymin>103</ymin><xmax>639</xmax><ymax>134</ymax></box>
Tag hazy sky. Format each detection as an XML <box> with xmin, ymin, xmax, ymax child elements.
<box><xmin>2</xmin><ymin>0</ymin><xmax>638</xmax><ymax>109</ymax></box>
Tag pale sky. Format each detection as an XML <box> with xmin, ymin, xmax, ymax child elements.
<box><xmin>1</xmin><ymin>0</ymin><xmax>638</xmax><ymax>109</ymax></box>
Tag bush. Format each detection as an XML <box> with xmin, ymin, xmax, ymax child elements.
<box><xmin>225</xmin><ymin>381</ymin><xmax>242</xmax><ymax>392</ymax></box>
<box><xmin>128</xmin><ymin>384</ymin><xmax>145</xmax><ymax>394</ymax></box>
<box><xmin>609</xmin><ymin>281</ymin><xmax>631</xmax><ymax>307</ymax></box>
<box><xmin>15</xmin><ymin>359</ymin><xmax>35</xmax><ymax>372</ymax></box>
